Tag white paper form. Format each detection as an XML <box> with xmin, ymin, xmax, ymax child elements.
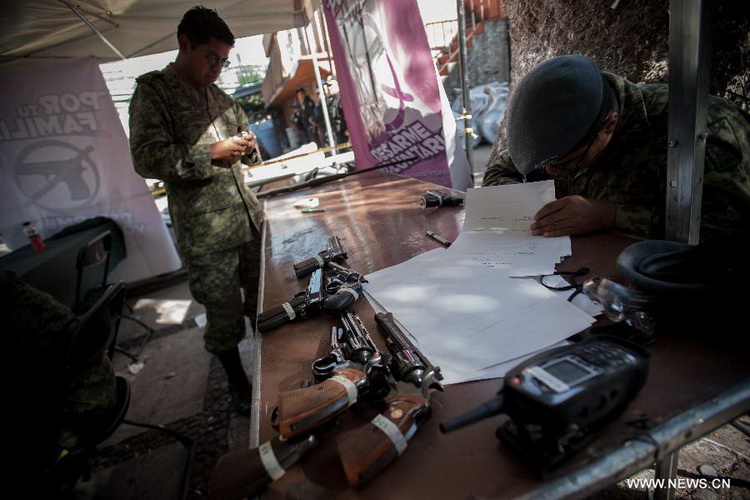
<box><xmin>366</xmin><ymin>285</ymin><xmax>569</xmax><ymax>384</ymax></box>
<box><xmin>450</xmin><ymin>181</ymin><xmax>571</xmax><ymax>276</ymax></box>
<box><xmin>363</xmin><ymin>249</ymin><xmax>595</xmax><ymax>385</ymax></box>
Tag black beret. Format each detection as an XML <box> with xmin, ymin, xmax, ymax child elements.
<box><xmin>507</xmin><ymin>55</ymin><xmax>604</xmax><ymax>175</ymax></box>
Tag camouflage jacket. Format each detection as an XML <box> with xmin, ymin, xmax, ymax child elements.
<box><xmin>129</xmin><ymin>63</ymin><xmax>264</xmax><ymax>258</ymax></box>
<box><xmin>482</xmin><ymin>72</ymin><xmax>750</xmax><ymax>243</ymax></box>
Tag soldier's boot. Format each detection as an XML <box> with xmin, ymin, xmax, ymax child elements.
<box><xmin>217</xmin><ymin>346</ymin><xmax>252</xmax><ymax>416</ymax></box>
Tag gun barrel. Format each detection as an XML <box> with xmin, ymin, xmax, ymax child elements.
<box><xmin>374</xmin><ymin>312</ymin><xmax>443</xmax><ymax>387</ymax></box>
<box><xmin>439</xmin><ymin>396</ymin><xmax>505</xmax><ymax>434</ymax></box>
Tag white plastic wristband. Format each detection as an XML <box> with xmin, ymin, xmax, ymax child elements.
<box><xmin>330</xmin><ymin>375</ymin><xmax>358</xmax><ymax>406</ymax></box>
<box><xmin>314</xmin><ymin>255</ymin><xmax>325</xmax><ymax>267</ymax></box>
<box><xmin>258</xmin><ymin>441</ymin><xmax>286</xmax><ymax>481</ymax></box>
<box><xmin>371</xmin><ymin>414</ymin><xmax>408</xmax><ymax>455</ymax></box>
<box><xmin>281</xmin><ymin>302</ymin><xmax>296</xmax><ymax>320</ymax></box>
<box><xmin>340</xmin><ymin>287</ymin><xmax>359</xmax><ymax>301</ymax></box>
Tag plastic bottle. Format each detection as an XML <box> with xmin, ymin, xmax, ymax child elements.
<box><xmin>23</xmin><ymin>221</ymin><xmax>47</xmax><ymax>252</ymax></box>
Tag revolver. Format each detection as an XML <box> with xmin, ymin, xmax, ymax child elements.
<box><xmin>336</xmin><ymin>311</ymin><xmax>443</xmax><ymax>487</ymax></box>
<box><xmin>274</xmin><ymin>309</ymin><xmax>386</xmax><ymax>439</ymax></box>
<box><xmin>293</xmin><ymin>235</ymin><xmax>347</xmax><ymax>279</ymax></box>
<box><xmin>257</xmin><ymin>268</ymin><xmax>325</xmax><ymax>333</ymax></box>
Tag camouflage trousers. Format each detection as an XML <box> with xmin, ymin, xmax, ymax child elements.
<box><xmin>185</xmin><ymin>236</ymin><xmax>262</xmax><ymax>354</ymax></box>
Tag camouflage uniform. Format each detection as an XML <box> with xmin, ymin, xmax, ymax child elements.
<box><xmin>2</xmin><ymin>271</ymin><xmax>117</xmax><ymax>459</ymax></box>
<box><xmin>129</xmin><ymin>63</ymin><xmax>264</xmax><ymax>354</ymax></box>
<box><xmin>482</xmin><ymin>72</ymin><xmax>750</xmax><ymax>243</ymax></box>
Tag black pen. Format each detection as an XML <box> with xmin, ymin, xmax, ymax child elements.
<box><xmin>425</xmin><ymin>229</ymin><xmax>452</xmax><ymax>247</ymax></box>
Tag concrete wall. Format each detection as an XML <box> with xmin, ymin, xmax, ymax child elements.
<box><xmin>443</xmin><ymin>18</ymin><xmax>511</xmax><ymax>105</ymax></box>
<box><xmin>483</xmin><ymin>0</ymin><xmax>749</xmax><ymax>170</ymax></box>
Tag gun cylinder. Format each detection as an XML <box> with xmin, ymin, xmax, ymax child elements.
<box><xmin>439</xmin><ymin>396</ymin><xmax>505</xmax><ymax>434</ymax></box>
<box><xmin>339</xmin><ymin>310</ymin><xmax>376</xmax><ymax>365</ymax></box>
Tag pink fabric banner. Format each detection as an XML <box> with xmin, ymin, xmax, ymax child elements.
<box><xmin>323</xmin><ymin>0</ymin><xmax>472</xmax><ymax>190</ymax></box>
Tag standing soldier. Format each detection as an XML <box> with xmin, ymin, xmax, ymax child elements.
<box><xmin>129</xmin><ymin>6</ymin><xmax>263</xmax><ymax>414</ymax></box>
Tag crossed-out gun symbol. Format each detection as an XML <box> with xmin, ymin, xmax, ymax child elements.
<box><xmin>18</xmin><ymin>145</ymin><xmax>95</xmax><ymax>202</ymax></box>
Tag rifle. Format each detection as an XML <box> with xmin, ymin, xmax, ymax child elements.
<box><xmin>257</xmin><ymin>268</ymin><xmax>325</xmax><ymax>333</ymax></box>
<box><xmin>336</xmin><ymin>312</ymin><xmax>443</xmax><ymax>487</ymax></box>
<box><xmin>255</xmin><ymin>156</ymin><xmax>416</xmax><ymax>199</ymax></box>
<box><xmin>274</xmin><ymin>309</ymin><xmax>387</xmax><ymax>439</ymax></box>
<box><xmin>293</xmin><ymin>235</ymin><xmax>347</xmax><ymax>279</ymax></box>
<box><xmin>209</xmin><ymin>435</ymin><xmax>317</xmax><ymax>499</ymax></box>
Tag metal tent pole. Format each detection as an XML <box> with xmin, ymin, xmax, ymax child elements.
<box><xmin>457</xmin><ymin>0</ymin><xmax>474</xmax><ymax>178</ymax></box>
<box><xmin>665</xmin><ymin>0</ymin><xmax>712</xmax><ymax>244</ymax></box>
<box><xmin>306</xmin><ymin>16</ymin><xmax>336</xmax><ymax>151</ymax></box>
<box><xmin>59</xmin><ymin>0</ymin><xmax>126</xmax><ymax>60</ymax></box>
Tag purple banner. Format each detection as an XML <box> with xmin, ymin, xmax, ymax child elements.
<box><xmin>323</xmin><ymin>0</ymin><xmax>471</xmax><ymax>190</ymax></box>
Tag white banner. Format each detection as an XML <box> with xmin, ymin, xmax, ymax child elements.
<box><xmin>0</xmin><ymin>58</ymin><xmax>181</xmax><ymax>282</ymax></box>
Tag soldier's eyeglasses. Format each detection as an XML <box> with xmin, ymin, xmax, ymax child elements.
<box><xmin>539</xmin><ymin>267</ymin><xmax>590</xmax><ymax>301</ymax></box>
<box><xmin>203</xmin><ymin>50</ymin><xmax>231</xmax><ymax>69</ymax></box>
<box><xmin>549</xmin><ymin>132</ymin><xmax>598</xmax><ymax>173</ymax></box>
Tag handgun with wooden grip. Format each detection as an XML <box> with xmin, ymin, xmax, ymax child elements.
<box><xmin>275</xmin><ymin>309</ymin><xmax>384</xmax><ymax>438</ymax></box>
<box><xmin>275</xmin><ymin>364</ymin><xmax>368</xmax><ymax>439</ymax></box>
<box><xmin>337</xmin><ymin>389</ymin><xmax>430</xmax><ymax>487</ymax></box>
<box><xmin>335</xmin><ymin>311</ymin><xmax>443</xmax><ymax>487</ymax></box>
<box><xmin>209</xmin><ymin>435</ymin><xmax>317</xmax><ymax>499</ymax></box>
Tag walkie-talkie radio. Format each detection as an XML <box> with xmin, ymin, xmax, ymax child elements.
<box><xmin>440</xmin><ymin>337</ymin><xmax>649</xmax><ymax>473</ymax></box>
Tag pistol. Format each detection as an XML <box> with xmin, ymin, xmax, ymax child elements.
<box><xmin>419</xmin><ymin>189</ymin><xmax>464</xmax><ymax>209</ymax></box>
<box><xmin>257</xmin><ymin>268</ymin><xmax>325</xmax><ymax>333</ymax></box>
<box><xmin>274</xmin><ymin>309</ymin><xmax>386</xmax><ymax>439</ymax></box>
<box><xmin>209</xmin><ymin>435</ymin><xmax>317</xmax><ymax>499</ymax></box>
<box><xmin>322</xmin><ymin>262</ymin><xmax>368</xmax><ymax>313</ymax></box>
<box><xmin>293</xmin><ymin>235</ymin><xmax>347</xmax><ymax>279</ymax></box>
<box><xmin>336</xmin><ymin>312</ymin><xmax>443</xmax><ymax>487</ymax></box>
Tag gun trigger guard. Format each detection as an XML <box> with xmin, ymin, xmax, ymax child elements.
<box><xmin>270</xmin><ymin>404</ymin><xmax>280</xmax><ymax>431</ymax></box>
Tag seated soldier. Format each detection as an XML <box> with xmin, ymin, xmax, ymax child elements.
<box><xmin>482</xmin><ymin>55</ymin><xmax>750</xmax><ymax>243</ymax></box>
<box><xmin>2</xmin><ymin>271</ymin><xmax>117</xmax><ymax>485</ymax></box>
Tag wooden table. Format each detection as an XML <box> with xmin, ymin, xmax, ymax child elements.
<box><xmin>251</xmin><ymin>172</ymin><xmax>750</xmax><ymax>498</ymax></box>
